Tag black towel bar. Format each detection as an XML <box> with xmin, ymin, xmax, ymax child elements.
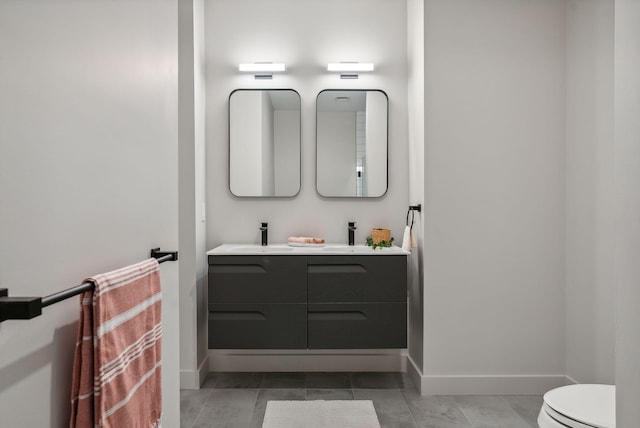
<box><xmin>0</xmin><ymin>248</ymin><xmax>178</xmax><ymax>323</ymax></box>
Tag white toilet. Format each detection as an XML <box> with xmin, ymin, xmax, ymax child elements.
<box><xmin>538</xmin><ymin>384</ymin><xmax>615</xmax><ymax>428</ymax></box>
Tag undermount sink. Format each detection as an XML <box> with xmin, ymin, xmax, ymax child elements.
<box><xmin>233</xmin><ymin>245</ymin><xmax>293</xmax><ymax>253</ymax></box>
<box><xmin>207</xmin><ymin>244</ymin><xmax>408</xmax><ymax>256</ymax></box>
<box><xmin>322</xmin><ymin>245</ymin><xmax>357</xmax><ymax>252</ymax></box>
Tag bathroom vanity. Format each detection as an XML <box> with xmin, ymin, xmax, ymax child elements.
<box><xmin>207</xmin><ymin>244</ymin><xmax>408</xmax><ymax>349</ymax></box>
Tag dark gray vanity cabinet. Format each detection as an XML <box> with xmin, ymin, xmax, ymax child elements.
<box><xmin>208</xmin><ymin>255</ymin><xmax>307</xmax><ymax>349</ymax></box>
<box><xmin>307</xmin><ymin>255</ymin><xmax>407</xmax><ymax>349</ymax></box>
<box><xmin>207</xmin><ymin>254</ymin><xmax>407</xmax><ymax>350</ymax></box>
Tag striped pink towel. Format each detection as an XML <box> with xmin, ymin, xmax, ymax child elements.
<box><xmin>70</xmin><ymin>258</ymin><xmax>162</xmax><ymax>428</ymax></box>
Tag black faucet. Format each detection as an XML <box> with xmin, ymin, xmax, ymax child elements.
<box><xmin>348</xmin><ymin>222</ymin><xmax>357</xmax><ymax>246</ymax></box>
<box><xmin>260</xmin><ymin>222</ymin><xmax>268</xmax><ymax>246</ymax></box>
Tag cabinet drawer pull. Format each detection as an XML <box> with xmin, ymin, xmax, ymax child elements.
<box><xmin>308</xmin><ymin>311</ymin><xmax>367</xmax><ymax>321</ymax></box>
<box><xmin>211</xmin><ymin>265</ymin><xmax>266</xmax><ymax>274</ymax></box>
<box><xmin>307</xmin><ymin>265</ymin><xmax>366</xmax><ymax>274</ymax></box>
<box><xmin>210</xmin><ymin>311</ymin><xmax>266</xmax><ymax>321</ymax></box>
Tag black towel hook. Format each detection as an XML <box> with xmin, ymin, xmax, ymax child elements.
<box><xmin>407</xmin><ymin>204</ymin><xmax>421</xmax><ymax>229</ymax></box>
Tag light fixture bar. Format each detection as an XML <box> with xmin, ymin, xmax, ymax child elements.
<box><xmin>327</xmin><ymin>62</ymin><xmax>375</xmax><ymax>72</ymax></box>
<box><xmin>238</xmin><ymin>63</ymin><xmax>286</xmax><ymax>73</ymax></box>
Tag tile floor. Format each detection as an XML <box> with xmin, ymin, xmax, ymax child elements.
<box><xmin>180</xmin><ymin>372</ymin><xmax>542</xmax><ymax>428</ymax></box>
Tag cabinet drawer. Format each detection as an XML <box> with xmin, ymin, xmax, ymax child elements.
<box><xmin>308</xmin><ymin>302</ymin><xmax>407</xmax><ymax>349</ymax></box>
<box><xmin>208</xmin><ymin>303</ymin><xmax>307</xmax><ymax>349</ymax></box>
<box><xmin>209</xmin><ymin>255</ymin><xmax>306</xmax><ymax>303</ymax></box>
<box><xmin>307</xmin><ymin>255</ymin><xmax>407</xmax><ymax>303</ymax></box>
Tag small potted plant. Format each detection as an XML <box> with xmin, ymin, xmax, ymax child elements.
<box><xmin>366</xmin><ymin>228</ymin><xmax>394</xmax><ymax>249</ymax></box>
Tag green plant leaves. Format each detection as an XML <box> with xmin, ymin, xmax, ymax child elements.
<box><xmin>366</xmin><ymin>236</ymin><xmax>395</xmax><ymax>250</ymax></box>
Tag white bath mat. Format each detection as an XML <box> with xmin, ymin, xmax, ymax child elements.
<box><xmin>262</xmin><ymin>400</ymin><xmax>381</xmax><ymax>428</ymax></box>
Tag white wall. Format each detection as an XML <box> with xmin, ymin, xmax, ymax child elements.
<box><xmin>317</xmin><ymin>111</ymin><xmax>358</xmax><ymax>197</ymax></box>
<box><xmin>0</xmin><ymin>1</ymin><xmax>180</xmax><ymax>426</ymax></box>
<box><xmin>205</xmin><ymin>0</ymin><xmax>408</xmax><ymax>246</ymax></box>
<box><xmin>406</xmin><ymin>0</ymin><xmax>425</xmax><ymax>379</ymax></box>
<box><xmin>179</xmin><ymin>0</ymin><xmax>208</xmax><ymax>390</ymax></box>
<box><xmin>614</xmin><ymin>0</ymin><xmax>640</xmax><ymax>424</ymax></box>
<box><xmin>205</xmin><ymin>0</ymin><xmax>408</xmax><ymax>370</ymax></box>
<box><xmin>230</xmin><ymin>91</ymin><xmax>264</xmax><ymax>196</ymax></box>
<box><xmin>194</xmin><ymin>0</ymin><xmax>209</xmax><ymax>385</ymax></box>
<box><xmin>565</xmin><ymin>0</ymin><xmax>615</xmax><ymax>385</ymax></box>
<box><xmin>274</xmin><ymin>110</ymin><xmax>301</xmax><ymax>196</ymax></box>
<box><xmin>261</xmin><ymin>92</ymin><xmax>275</xmax><ymax>195</ymax></box>
<box><xmin>421</xmin><ymin>0</ymin><xmax>567</xmax><ymax>394</ymax></box>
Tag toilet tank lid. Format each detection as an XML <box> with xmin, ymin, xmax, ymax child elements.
<box><xmin>544</xmin><ymin>384</ymin><xmax>615</xmax><ymax>428</ymax></box>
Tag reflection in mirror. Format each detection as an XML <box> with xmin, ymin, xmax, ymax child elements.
<box><xmin>316</xmin><ymin>90</ymin><xmax>388</xmax><ymax>197</ymax></box>
<box><xmin>229</xmin><ymin>89</ymin><xmax>301</xmax><ymax>197</ymax></box>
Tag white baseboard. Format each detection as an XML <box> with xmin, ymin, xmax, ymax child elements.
<box><xmin>198</xmin><ymin>355</ymin><xmax>209</xmax><ymax>385</ymax></box>
<box><xmin>416</xmin><ymin>373</ymin><xmax>572</xmax><ymax>396</ymax></box>
<box><xmin>208</xmin><ymin>349</ymin><xmax>407</xmax><ymax>372</ymax></box>
<box><xmin>180</xmin><ymin>356</ymin><xmax>210</xmax><ymax>389</ymax></box>
<box><xmin>205</xmin><ymin>349</ymin><xmax>572</xmax><ymax>395</ymax></box>
<box><xmin>180</xmin><ymin>369</ymin><xmax>199</xmax><ymax>389</ymax></box>
<box><xmin>406</xmin><ymin>354</ymin><xmax>423</xmax><ymax>392</ymax></box>
<box><xmin>405</xmin><ymin>352</ymin><xmax>572</xmax><ymax>395</ymax></box>
<box><xmin>565</xmin><ymin>375</ymin><xmax>578</xmax><ymax>385</ymax></box>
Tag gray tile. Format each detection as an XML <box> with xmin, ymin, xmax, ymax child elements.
<box><xmin>249</xmin><ymin>388</ymin><xmax>306</xmax><ymax>428</ymax></box>
<box><xmin>260</xmin><ymin>372</ymin><xmax>305</xmax><ymax>388</ymax></box>
<box><xmin>201</xmin><ymin>372</ymin><xmax>218</xmax><ymax>389</ymax></box>
<box><xmin>180</xmin><ymin>389</ymin><xmax>213</xmax><ymax>428</ymax></box>
<box><xmin>213</xmin><ymin>372</ymin><xmax>262</xmax><ymax>388</ymax></box>
<box><xmin>192</xmin><ymin>389</ymin><xmax>258</xmax><ymax>428</ymax></box>
<box><xmin>305</xmin><ymin>372</ymin><xmax>351</xmax><ymax>389</ymax></box>
<box><xmin>500</xmin><ymin>395</ymin><xmax>543</xmax><ymax>428</ymax></box>
<box><xmin>453</xmin><ymin>396</ymin><xmax>531</xmax><ymax>428</ymax></box>
<box><xmin>401</xmin><ymin>390</ymin><xmax>472</xmax><ymax>428</ymax></box>
<box><xmin>306</xmin><ymin>389</ymin><xmax>354</xmax><ymax>400</ymax></box>
<box><xmin>185</xmin><ymin>373</ymin><xmax>545</xmax><ymax>428</ymax></box>
<box><xmin>351</xmin><ymin>372</ymin><xmax>401</xmax><ymax>389</ymax></box>
<box><xmin>353</xmin><ymin>389</ymin><xmax>417</xmax><ymax>428</ymax></box>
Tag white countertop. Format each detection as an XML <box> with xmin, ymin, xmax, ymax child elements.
<box><xmin>207</xmin><ymin>243</ymin><xmax>410</xmax><ymax>256</ymax></box>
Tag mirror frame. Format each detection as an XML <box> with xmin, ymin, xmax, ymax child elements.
<box><xmin>315</xmin><ymin>89</ymin><xmax>389</xmax><ymax>198</ymax></box>
<box><xmin>228</xmin><ymin>88</ymin><xmax>302</xmax><ymax>198</ymax></box>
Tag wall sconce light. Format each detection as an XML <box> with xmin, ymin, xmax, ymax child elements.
<box><xmin>238</xmin><ymin>62</ymin><xmax>286</xmax><ymax>79</ymax></box>
<box><xmin>327</xmin><ymin>62</ymin><xmax>375</xmax><ymax>79</ymax></box>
